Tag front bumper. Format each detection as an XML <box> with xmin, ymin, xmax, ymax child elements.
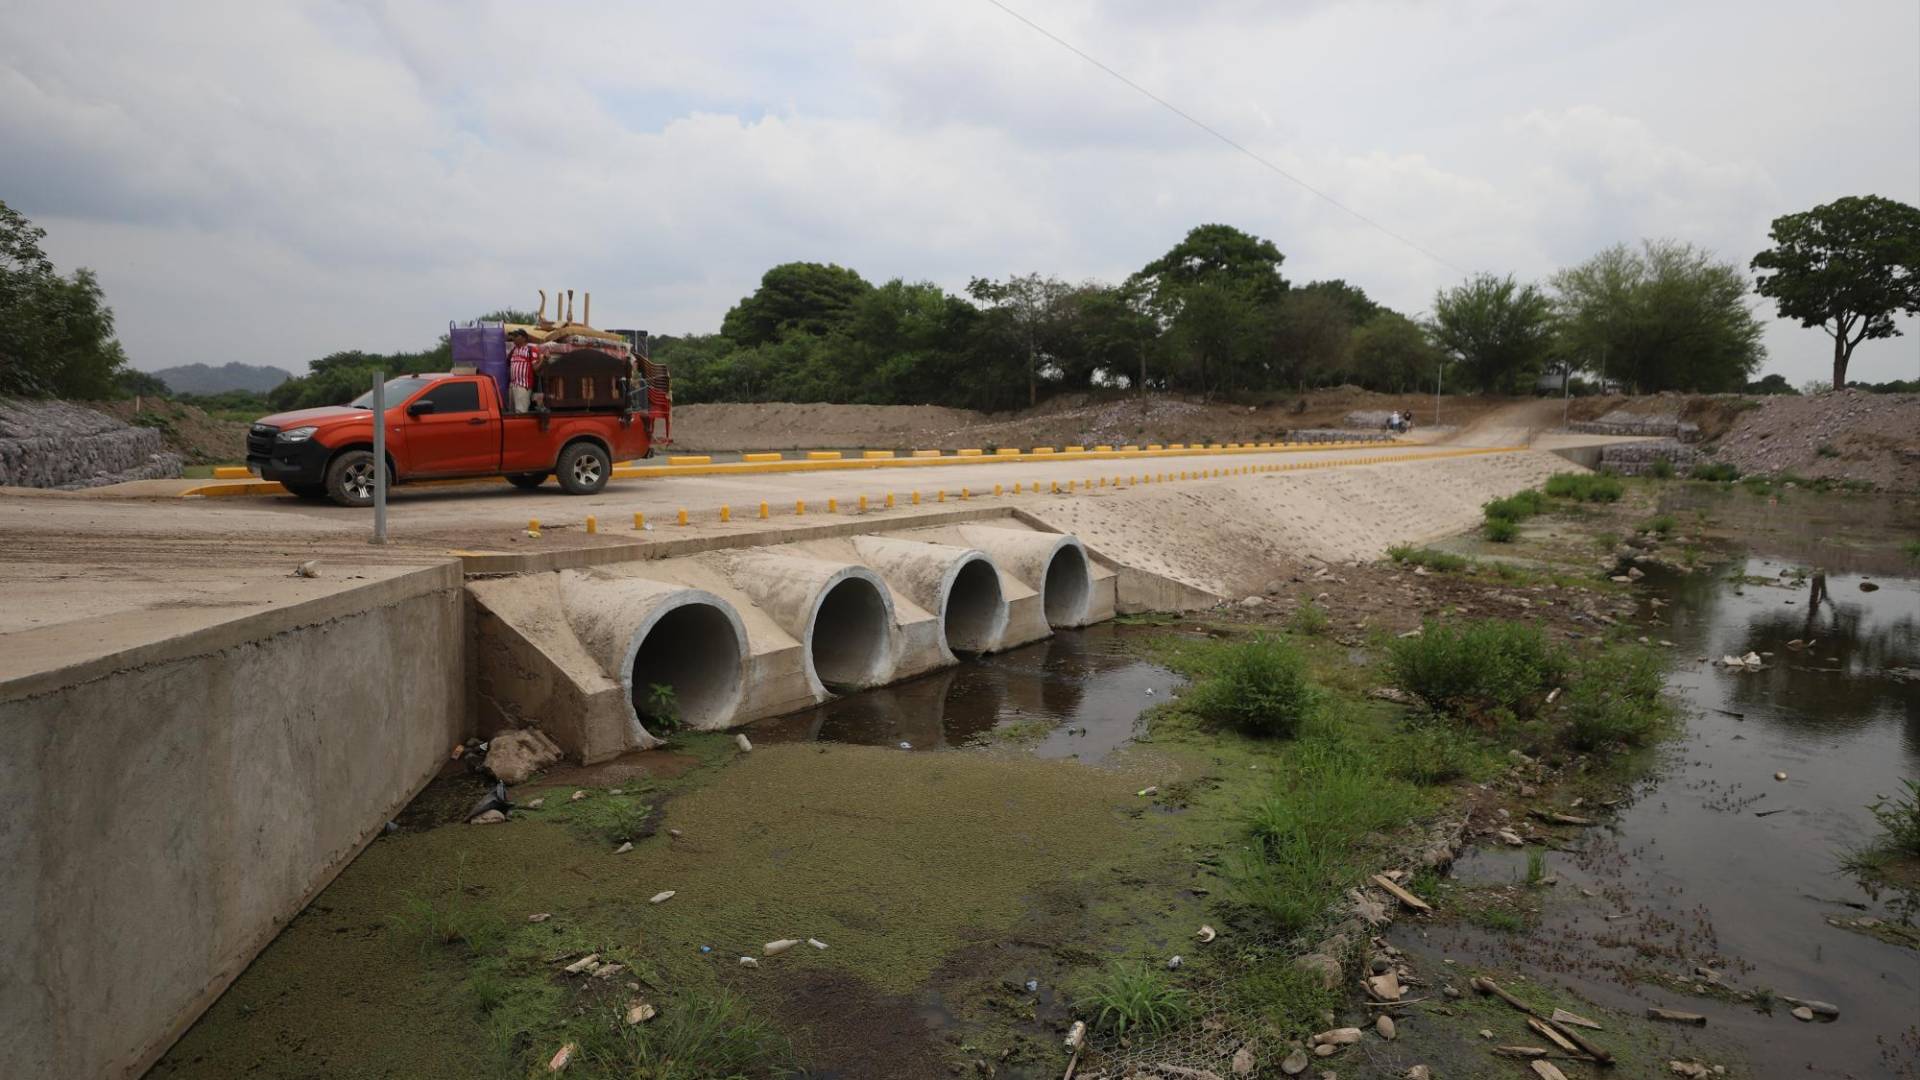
<box><xmin>248</xmin><ymin>438</ymin><xmax>332</xmax><ymax>485</ymax></box>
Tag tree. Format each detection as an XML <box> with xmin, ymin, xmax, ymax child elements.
<box><xmin>1744</xmin><ymin>373</ymin><xmax>1799</xmax><ymax>395</ymax></box>
<box><xmin>1551</xmin><ymin>240</ymin><xmax>1764</xmax><ymax>392</ymax></box>
<box><xmin>1428</xmin><ymin>274</ymin><xmax>1555</xmax><ymax>393</ymax></box>
<box><xmin>1129</xmin><ymin>225</ymin><xmax>1289</xmax><ymax>396</ymax></box>
<box><xmin>1294</xmin><ymin>279</ymin><xmax>1383</xmax><ymax>328</ymax></box>
<box><xmin>1751</xmin><ymin>195</ymin><xmax>1920</xmax><ymax>389</ymax></box>
<box><xmin>966</xmin><ymin>273</ymin><xmax>1073</xmax><ymax>405</ymax></box>
<box><xmin>1350</xmin><ymin>311</ymin><xmax>1443</xmax><ymax>393</ymax></box>
<box><xmin>1268</xmin><ymin>288</ymin><xmax>1353</xmax><ymax>388</ymax></box>
<box><xmin>0</xmin><ymin>200</ymin><xmax>131</xmax><ymax>398</ymax></box>
<box><xmin>719</xmin><ymin>262</ymin><xmax>872</xmax><ymax>347</ymax></box>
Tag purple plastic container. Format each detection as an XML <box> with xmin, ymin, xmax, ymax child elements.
<box><xmin>449</xmin><ymin>321</ymin><xmax>508</xmax><ymax>402</ymax></box>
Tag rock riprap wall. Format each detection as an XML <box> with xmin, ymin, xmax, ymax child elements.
<box><xmin>0</xmin><ymin>398</ymin><xmax>182</xmax><ymax>488</ymax></box>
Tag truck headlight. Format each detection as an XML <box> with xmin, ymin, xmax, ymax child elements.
<box><xmin>278</xmin><ymin>426</ymin><xmax>318</xmax><ymax>442</ymax></box>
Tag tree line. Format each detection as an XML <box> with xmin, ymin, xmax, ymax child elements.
<box><xmin>5</xmin><ymin>194</ymin><xmax>1916</xmax><ymax>411</ymax></box>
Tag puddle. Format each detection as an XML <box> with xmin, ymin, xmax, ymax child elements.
<box><xmin>1412</xmin><ymin>489</ymin><xmax>1920</xmax><ymax>1078</ymax></box>
<box><xmin>749</xmin><ymin>622</ymin><xmax>1179</xmax><ymax>762</ymax></box>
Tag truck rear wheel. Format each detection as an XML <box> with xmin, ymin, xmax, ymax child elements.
<box><xmin>325</xmin><ymin>450</ymin><xmax>386</xmax><ymax>507</ymax></box>
<box><xmin>556</xmin><ymin>442</ymin><xmax>610</xmax><ymax>495</ymax></box>
<box><xmin>505</xmin><ymin>471</ymin><xmax>548</xmax><ymax>490</ymax></box>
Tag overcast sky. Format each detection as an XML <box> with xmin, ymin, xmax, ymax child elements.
<box><xmin>4</xmin><ymin>0</ymin><xmax>1917</xmax><ymax>386</ymax></box>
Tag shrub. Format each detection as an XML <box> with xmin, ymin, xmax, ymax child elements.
<box><xmin>1387</xmin><ymin>722</ymin><xmax>1483</xmax><ymax>785</ymax></box>
<box><xmin>1646</xmin><ymin>456</ymin><xmax>1675</xmax><ymax>479</ymax></box>
<box><xmin>1816</xmin><ymin>442</ymin><xmax>1840</xmax><ymax>458</ymax></box>
<box><xmin>1076</xmin><ymin>961</ymin><xmax>1189</xmax><ymax>1036</ymax></box>
<box><xmin>1483</xmin><ymin>517</ymin><xmax>1519</xmax><ymax>543</ymax></box>
<box><xmin>1386</xmin><ymin>545</ymin><xmax>1469</xmax><ymax>572</ymax></box>
<box><xmin>1182</xmin><ymin>634</ymin><xmax>1317</xmax><ymax>739</ymax></box>
<box><xmin>1643</xmin><ymin>514</ymin><xmax>1676</xmax><ymax>538</ymax></box>
<box><xmin>1544</xmin><ymin>472</ymin><xmax>1624</xmax><ymax>502</ymax></box>
<box><xmin>1690</xmin><ymin>461</ymin><xmax>1740</xmax><ymax>482</ymax></box>
<box><xmin>1560</xmin><ymin>645</ymin><xmax>1669</xmax><ymax>750</ymax></box>
<box><xmin>1389</xmin><ymin>619</ymin><xmax>1569</xmax><ymax>721</ymax></box>
<box><xmin>641</xmin><ymin>683</ymin><xmax>682</xmax><ymax>733</ymax></box>
<box><xmin>1866</xmin><ymin>780</ymin><xmax>1920</xmax><ymax>857</ymax></box>
<box><xmin>1483</xmin><ymin>489</ymin><xmax>1546</xmax><ymax>522</ymax></box>
<box><xmin>1291</xmin><ymin>600</ymin><xmax>1330</xmax><ymax>636</ymax></box>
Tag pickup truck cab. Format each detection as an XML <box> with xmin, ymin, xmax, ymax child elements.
<box><xmin>247</xmin><ymin>373</ymin><xmax>661</xmax><ymax>506</ymax></box>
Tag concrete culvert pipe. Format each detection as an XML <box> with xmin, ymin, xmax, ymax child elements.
<box><xmin>852</xmin><ymin>536</ymin><xmax>1010</xmax><ymax>655</ymax></box>
<box><xmin>958</xmin><ymin>525</ymin><xmax>1094</xmax><ymax>629</ymax></box>
<box><xmin>724</xmin><ymin>553</ymin><xmax>897</xmax><ymax>693</ymax></box>
<box><xmin>557</xmin><ymin>571</ymin><xmax>748</xmax><ymax>735</ymax></box>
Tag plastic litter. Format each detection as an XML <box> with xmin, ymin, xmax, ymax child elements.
<box><xmin>649</xmin><ymin>890</ymin><xmax>675</xmax><ymax>904</ymax></box>
<box><xmin>1024</xmin><ymin>979</ymin><xmax>1038</xmax><ymax>993</ymax></box>
<box><xmin>764</xmin><ymin>938</ymin><xmax>800</xmax><ymax>955</ymax></box>
<box><xmin>898</xmin><ymin>741</ymin><xmax>912</xmax><ymax>750</ymax></box>
<box><xmin>807</xmin><ymin>938</ymin><xmax>828</xmax><ymax>950</ymax></box>
<box><xmin>467</xmin><ymin>782</ymin><xmax>512</xmax><ymax>822</ymax></box>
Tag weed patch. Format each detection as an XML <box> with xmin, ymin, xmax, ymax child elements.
<box><xmin>1388</xmin><ymin>619</ymin><xmax>1569</xmax><ymax>722</ymax></box>
<box><xmin>1075</xmin><ymin>961</ymin><xmax>1189</xmax><ymax>1037</ymax></box>
<box><xmin>1290</xmin><ymin>599</ymin><xmax>1330</xmax><ymax>636</ymax></box>
<box><xmin>1386</xmin><ymin>545</ymin><xmax>1470</xmax><ymax>572</ymax></box>
<box><xmin>1689</xmin><ymin>461</ymin><xmax>1740</xmax><ymax>482</ymax></box>
<box><xmin>1544</xmin><ymin>472</ymin><xmax>1624</xmax><ymax>502</ymax></box>
<box><xmin>571</xmin><ymin>987</ymin><xmax>793</xmax><ymax>1080</ymax></box>
<box><xmin>1177</xmin><ymin>633</ymin><xmax>1318</xmax><ymax>739</ymax></box>
<box><xmin>1560</xmin><ymin>645</ymin><xmax>1671</xmax><ymax>751</ymax></box>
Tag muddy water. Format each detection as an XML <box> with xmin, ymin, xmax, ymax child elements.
<box><xmin>750</xmin><ymin>622</ymin><xmax>1178</xmax><ymax>762</ymax></box>
<box><xmin>1429</xmin><ymin>490</ymin><xmax>1920</xmax><ymax>1078</ymax></box>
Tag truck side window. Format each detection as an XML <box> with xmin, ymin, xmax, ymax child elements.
<box><xmin>418</xmin><ymin>381</ymin><xmax>481</xmax><ymax>415</ymax></box>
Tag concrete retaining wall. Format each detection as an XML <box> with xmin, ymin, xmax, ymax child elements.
<box><xmin>0</xmin><ymin>398</ymin><xmax>183</xmax><ymax>489</ymax></box>
<box><xmin>0</xmin><ymin>564</ymin><xmax>466</xmax><ymax>1080</ymax></box>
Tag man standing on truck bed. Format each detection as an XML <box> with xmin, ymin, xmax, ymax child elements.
<box><xmin>508</xmin><ymin>329</ymin><xmax>539</xmax><ymax>413</ymax></box>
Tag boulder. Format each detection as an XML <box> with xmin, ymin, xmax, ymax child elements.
<box><xmin>485</xmin><ymin>728</ymin><xmax>565</xmax><ymax>784</ymax></box>
<box><xmin>1293</xmin><ymin>952</ymin><xmax>1344</xmax><ymax>990</ymax></box>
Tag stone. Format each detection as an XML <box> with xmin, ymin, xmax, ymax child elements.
<box><xmin>625</xmin><ymin>1002</ymin><xmax>656</xmax><ymax>1025</ymax></box>
<box><xmin>1376</xmin><ymin>1015</ymin><xmax>1396</xmax><ymax>1039</ymax></box>
<box><xmin>1294</xmin><ymin>953</ymin><xmax>1344</xmax><ymax>990</ymax></box>
<box><xmin>1790</xmin><ymin>1006</ymin><xmax>1814</xmax><ymax>1022</ymax></box>
<box><xmin>614</xmin><ymin>842</ymin><xmax>632</xmax><ymax>854</ymax></box>
<box><xmin>469</xmin><ymin>809</ymin><xmax>506</xmax><ymax>825</ymax></box>
<box><xmin>1406</xmin><ymin>1067</ymin><xmax>1431</xmax><ymax>1080</ymax></box>
<box><xmin>1231</xmin><ymin>1046</ymin><xmax>1256</xmax><ymax>1075</ymax></box>
<box><xmin>1312</xmin><ymin>1028</ymin><xmax>1363</xmax><ymax>1046</ymax></box>
<box><xmin>483</xmin><ymin>728</ymin><xmax>565</xmax><ymax>784</ymax></box>
<box><xmin>1282</xmin><ymin>1049</ymin><xmax>1310</xmax><ymax>1075</ymax></box>
<box><xmin>0</xmin><ymin>399</ymin><xmax>182</xmax><ymax>489</ymax></box>
<box><xmin>1314</xmin><ymin>1043</ymin><xmax>1337</xmax><ymax>1057</ymax></box>
<box><xmin>528</xmin><ymin>912</ymin><xmax>551</xmax><ymax>923</ymax></box>
<box><xmin>1241</xmin><ymin>596</ymin><xmax>1267</xmax><ymax>608</ymax></box>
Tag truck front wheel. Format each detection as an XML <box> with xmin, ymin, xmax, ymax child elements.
<box><xmin>325</xmin><ymin>450</ymin><xmax>387</xmax><ymax>507</ymax></box>
<box><xmin>556</xmin><ymin>442</ymin><xmax>610</xmax><ymax>495</ymax></box>
<box><xmin>284</xmin><ymin>481</ymin><xmax>329</xmax><ymax>499</ymax></box>
<box><xmin>505</xmin><ymin>471</ymin><xmax>548</xmax><ymax>490</ymax></box>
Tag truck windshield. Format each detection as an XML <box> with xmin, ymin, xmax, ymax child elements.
<box><xmin>349</xmin><ymin>376</ymin><xmax>441</xmax><ymax>409</ymax></box>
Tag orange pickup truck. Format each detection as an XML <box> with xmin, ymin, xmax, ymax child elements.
<box><xmin>246</xmin><ymin>372</ymin><xmax>666</xmax><ymax>506</ymax></box>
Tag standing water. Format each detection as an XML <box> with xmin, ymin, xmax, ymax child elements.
<box><xmin>1423</xmin><ymin>489</ymin><xmax>1920</xmax><ymax>1078</ymax></box>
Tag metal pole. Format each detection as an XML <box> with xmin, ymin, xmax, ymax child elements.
<box><xmin>371</xmin><ymin>370</ymin><xmax>387</xmax><ymax>545</ymax></box>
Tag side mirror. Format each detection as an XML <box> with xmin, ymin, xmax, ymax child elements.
<box><xmin>407</xmin><ymin>400</ymin><xmax>436</xmax><ymax>417</ymax></box>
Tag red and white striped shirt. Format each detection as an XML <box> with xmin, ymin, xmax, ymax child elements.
<box><xmin>508</xmin><ymin>344</ymin><xmax>538</xmax><ymax>389</ymax></box>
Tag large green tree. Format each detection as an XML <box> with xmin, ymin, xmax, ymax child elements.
<box><xmin>1552</xmin><ymin>239</ymin><xmax>1764</xmax><ymax>392</ymax></box>
<box><xmin>1349</xmin><ymin>310</ymin><xmax>1443</xmax><ymax>393</ymax></box>
<box><xmin>719</xmin><ymin>262</ymin><xmax>872</xmax><ymax>347</ymax></box>
<box><xmin>1751</xmin><ymin>195</ymin><xmax>1920</xmax><ymax>389</ymax></box>
<box><xmin>1428</xmin><ymin>273</ymin><xmax>1555</xmax><ymax>393</ymax></box>
<box><xmin>1129</xmin><ymin>225</ymin><xmax>1288</xmax><ymax>396</ymax></box>
<box><xmin>0</xmin><ymin>200</ymin><xmax>131</xmax><ymax>398</ymax></box>
<box><xmin>966</xmin><ymin>273</ymin><xmax>1073</xmax><ymax>405</ymax></box>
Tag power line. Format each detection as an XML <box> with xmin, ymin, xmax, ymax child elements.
<box><xmin>979</xmin><ymin>0</ymin><xmax>1466</xmax><ymax>274</ymax></box>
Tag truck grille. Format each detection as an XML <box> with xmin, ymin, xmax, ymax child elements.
<box><xmin>247</xmin><ymin>424</ymin><xmax>278</xmax><ymax>458</ymax></box>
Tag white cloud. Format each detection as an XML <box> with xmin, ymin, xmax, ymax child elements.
<box><xmin>3</xmin><ymin>0</ymin><xmax>1916</xmax><ymax>385</ymax></box>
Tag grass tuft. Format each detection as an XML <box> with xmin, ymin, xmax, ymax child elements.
<box><xmin>1388</xmin><ymin>618</ymin><xmax>1569</xmax><ymax>722</ymax></box>
<box><xmin>1690</xmin><ymin>461</ymin><xmax>1740</xmax><ymax>482</ymax></box>
<box><xmin>1386</xmin><ymin>545</ymin><xmax>1470</xmax><ymax>572</ymax></box>
<box><xmin>1483</xmin><ymin>516</ymin><xmax>1519</xmax><ymax>543</ymax></box>
<box><xmin>1543</xmin><ymin>472</ymin><xmax>1624</xmax><ymax>502</ymax></box>
<box><xmin>1076</xmin><ymin>961</ymin><xmax>1189</xmax><ymax>1037</ymax></box>
<box><xmin>1291</xmin><ymin>599</ymin><xmax>1330</xmax><ymax>636</ymax></box>
<box><xmin>1179</xmin><ymin>633</ymin><xmax>1318</xmax><ymax>740</ymax></box>
<box><xmin>572</xmin><ymin>987</ymin><xmax>793</xmax><ymax>1080</ymax></box>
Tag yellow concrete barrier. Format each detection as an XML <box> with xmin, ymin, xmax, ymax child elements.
<box><xmin>957</xmin><ymin>449</ymin><xmax>983</xmax><ymax>457</ymax></box>
<box><xmin>994</xmin><ymin>483</ymin><xmax>1003</xmax><ymax>496</ymax></box>
<box><xmin>1095</xmin><ymin>445</ymin><xmax>1114</xmax><ymax>452</ymax></box>
<box><xmin>912</xmin><ymin>449</ymin><xmax>942</xmax><ymax>458</ymax></box>
<box><xmin>1031</xmin><ymin>447</ymin><xmax>1055</xmax><ymax>455</ymax></box>
<box><xmin>586</xmin><ymin>515</ymin><xmax>597</xmax><ymax>534</ymax></box>
<box><xmin>1147</xmin><ymin>444</ymin><xmax>1163</xmax><ymax>451</ymax></box>
<box><xmin>528</xmin><ymin>518</ymin><xmax>540</xmax><ymax>537</ymax></box>
<box><xmin>677</xmin><ymin>509</ymin><xmax>689</xmax><ymax>526</ymax></box>
<box><xmin>807</xmin><ymin>451</ymin><xmax>842</xmax><ymax>461</ymax></box>
<box><xmin>760</xmin><ymin>501</ymin><xmax>769</xmax><ymax>519</ymax></box>
<box><xmin>796</xmin><ymin>500</ymin><xmax>806</xmax><ymax>515</ymax></box>
<box><xmin>1169</xmin><ymin>443</ymin><xmax>1185</xmax><ymax>450</ymax></box>
<box><xmin>742</xmin><ymin>452</ymin><xmax>782</xmax><ymax>463</ymax></box>
<box><xmin>213</xmin><ymin>466</ymin><xmax>252</xmax><ymax>479</ymax></box>
<box><xmin>720</xmin><ymin>505</ymin><xmax>731</xmax><ymax>523</ymax></box>
<box><xmin>633</xmin><ymin>512</ymin><xmax>645</xmax><ymax>530</ymax></box>
<box><xmin>858</xmin><ymin>495</ymin><xmax>868</xmax><ymax>510</ymax></box>
<box><xmin>828</xmin><ymin>498</ymin><xmax>838</xmax><ymax>512</ymax></box>
<box><xmin>1122</xmin><ymin>444</ymin><xmax>1140</xmax><ymax>452</ymax></box>
<box><xmin>995</xmin><ymin>448</ymin><xmax>1020</xmax><ymax>457</ymax></box>
<box><xmin>669</xmin><ymin>455</ymin><xmax>712</xmax><ymax>465</ymax></box>
<box><xmin>912</xmin><ymin>491</ymin><xmax>921</xmax><ymax>505</ymax></box>
<box><xmin>885</xmin><ymin>493</ymin><xmax>895</xmax><ymax>508</ymax></box>
<box><xmin>862</xmin><ymin>450</ymin><xmax>894</xmax><ymax>459</ymax></box>
<box><xmin>1065</xmin><ymin>445</ymin><xmax>1085</xmax><ymax>453</ymax></box>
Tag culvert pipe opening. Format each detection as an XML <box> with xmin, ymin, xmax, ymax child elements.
<box><xmin>810</xmin><ymin>576</ymin><xmax>891</xmax><ymax>689</ymax></box>
<box><xmin>630</xmin><ymin>602</ymin><xmax>743</xmax><ymax>729</ymax></box>
<box><xmin>945</xmin><ymin>557</ymin><xmax>1007</xmax><ymax>653</ymax></box>
<box><xmin>1043</xmin><ymin>544</ymin><xmax>1092</xmax><ymax>627</ymax></box>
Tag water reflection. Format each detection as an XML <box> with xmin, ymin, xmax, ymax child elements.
<box><xmin>749</xmin><ymin>623</ymin><xmax>1180</xmax><ymax>762</ymax></box>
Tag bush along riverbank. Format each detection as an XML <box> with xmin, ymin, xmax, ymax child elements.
<box><xmin>156</xmin><ymin>473</ymin><xmax>1772</xmax><ymax>1080</ymax></box>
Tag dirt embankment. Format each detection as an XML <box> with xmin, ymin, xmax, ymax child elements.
<box><xmin>672</xmin><ymin>389</ymin><xmax>1513</xmax><ymax>453</ymax></box>
<box><xmin>90</xmin><ymin>398</ymin><xmax>250</xmax><ymax>464</ymax></box>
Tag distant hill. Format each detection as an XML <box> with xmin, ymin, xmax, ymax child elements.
<box><xmin>149</xmin><ymin>362</ymin><xmax>294</xmax><ymax>395</ymax></box>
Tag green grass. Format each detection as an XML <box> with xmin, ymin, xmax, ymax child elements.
<box><xmin>1225</xmin><ymin>964</ymin><xmax>1340</xmax><ymax>1042</ymax></box>
<box><xmin>1904</xmin><ymin>540</ymin><xmax>1920</xmax><ymax>565</ymax></box>
<box><xmin>1816</xmin><ymin>442</ymin><xmax>1840</xmax><ymax>458</ymax></box>
<box><xmin>1646</xmin><ymin>456</ymin><xmax>1675</xmax><ymax>479</ymax></box>
<box><xmin>569</xmin><ymin>987</ymin><xmax>793</xmax><ymax>1080</ymax></box>
<box><xmin>1543</xmin><ymin>472</ymin><xmax>1624</xmax><ymax>502</ymax></box>
<box><xmin>1075</xmin><ymin>960</ymin><xmax>1190</xmax><ymax>1037</ymax></box>
<box><xmin>1386</xmin><ymin>545</ymin><xmax>1470</xmax><ymax>572</ymax></box>
<box><xmin>1388</xmin><ymin>618</ymin><xmax>1569</xmax><ymax>723</ymax></box>
<box><xmin>1483</xmin><ymin>516</ymin><xmax>1520</xmax><ymax>543</ymax></box>
<box><xmin>1385</xmin><ymin>719</ymin><xmax>1493</xmax><ymax>785</ymax></box>
<box><xmin>1177</xmin><ymin>633</ymin><xmax>1318</xmax><ymax>739</ymax></box>
<box><xmin>1483</xmin><ymin>489</ymin><xmax>1548</xmax><ymax>522</ymax></box>
<box><xmin>1689</xmin><ymin>461</ymin><xmax>1740</xmax><ymax>482</ymax></box>
<box><xmin>1643</xmin><ymin>513</ymin><xmax>1677</xmax><ymax>538</ymax></box>
<box><xmin>1525</xmin><ymin>849</ymin><xmax>1547</xmax><ymax>886</ymax></box>
<box><xmin>1467</xmin><ymin>906</ymin><xmax>1527</xmax><ymax>933</ymax></box>
<box><xmin>556</xmin><ymin>789</ymin><xmax>657</xmax><ymax>845</ymax></box>
<box><xmin>1867</xmin><ymin>780</ymin><xmax>1920</xmax><ymax>856</ymax></box>
<box><xmin>390</xmin><ymin>855</ymin><xmax>509</xmax><ymax>955</ymax></box>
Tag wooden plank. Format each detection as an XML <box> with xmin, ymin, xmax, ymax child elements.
<box><xmin>1369</xmin><ymin>874</ymin><xmax>1433</xmax><ymax>913</ymax></box>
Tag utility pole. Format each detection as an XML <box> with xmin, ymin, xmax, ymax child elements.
<box><xmin>370</xmin><ymin>370</ymin><xmax>387</xmax><ymax>545</ymax></box>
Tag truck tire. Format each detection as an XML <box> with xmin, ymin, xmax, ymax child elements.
<box><xmin>556</xmin><ymin>442</ymin><xmax>610</xmax><ymax>495</ymax></box>
<box><xmin>325</xmin><ymin>449</ymin><xmax>385</xmax><ymax>507</ymax></box>
<box><xmin>505</xmin><ymin>471</ymin><xmax>548</xmax><ymax>490</ymax></box>
<box><xmin>284</xmin><ymin>481</ymin><xmax>329</xmax><ymax>499</ymax></box>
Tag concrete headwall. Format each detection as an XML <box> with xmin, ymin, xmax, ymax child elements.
<box><xmin>0</xmin><ymin>564</ymin><xmax>466</xmax><ymax>1080</ymax></box>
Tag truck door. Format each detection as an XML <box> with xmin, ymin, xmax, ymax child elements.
<box><xmin>402</xmin><ymin>380</ymin><xmax>499</xmax><ymax>477</ymax></box>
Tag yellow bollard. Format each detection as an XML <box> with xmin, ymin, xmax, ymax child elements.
<box><xmin>859</xmin><ymin>494</ymin><xmax>868</xmax><ymax>511</ymax></box>
<box><xmin>937</xmin><ymin>490</ymin><xmax>945</xmax><ymax>503</ymax></box>
<box><xmin>759</xmin><ymin>501</ymin><xmax>769</xmax><ymax>519</ymax></box>
<box><xmin>961</xmin><ymin>487</ymin><xmax>970</xmax><ymax>500</ymax></box>
<box><xmin>632</xmin><ymin>512</ymin><xmax>644</xmax><ymax>530</ymax></box>
<box><xmin>1067</xmin><ymin>479</ymin><xmax>1076</xmax><ymax>491</ymax></box>
<box><xmin>528</xmin><ymin>518</ymin><xmax>541</xmax><ymax>537</ymax></box>
<box><xmin>911</xmin><ymin>490</ymin><xmax>921</xmax><ymax>505</ymax></box>
<box><xmin>677</xmin><ymin>508</ymin><xmax>688</xmax><ymax>526</ymax></box>
<box><xmin>720</xmin><ymin>505</ymin><xmax>731</xmax><ymax>523</ymax></box>
<box><xmin>828</xmin><ymin>497</ymin><xmax>838</xmax><ymax>513</ymax></box>
<box><xmin>585</xmin><ymin>515</ymin><xmax>597</xmax><ymax>534</ymax></box>
<box><xmin>1012</xmin><ymin>481</ymin><xmax>1021</xmax><ymax>494</ymax></box>
<box><xmin>1097</xmin><ymin>476</ymin><xmax>1105</xmax><ymax>487</ymax></box>
<box><xmin>885</xmin><ymin>493</ymin><xmax>895</xmax><ymax>508</ymax></box>
<box><xmin>796</xmin><ymin>499</ymin><xmax>806</xmax><ymax>515</ymax></box>
<box><xmin>1051</xmin><ymin>480</ymin><xmax>1060</xmax><ymax>493</ymax></box>
<box><xmin>994</xmin><ymin>483</ymin><xmax>1003</xmax><ymax>496</ymax></box>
